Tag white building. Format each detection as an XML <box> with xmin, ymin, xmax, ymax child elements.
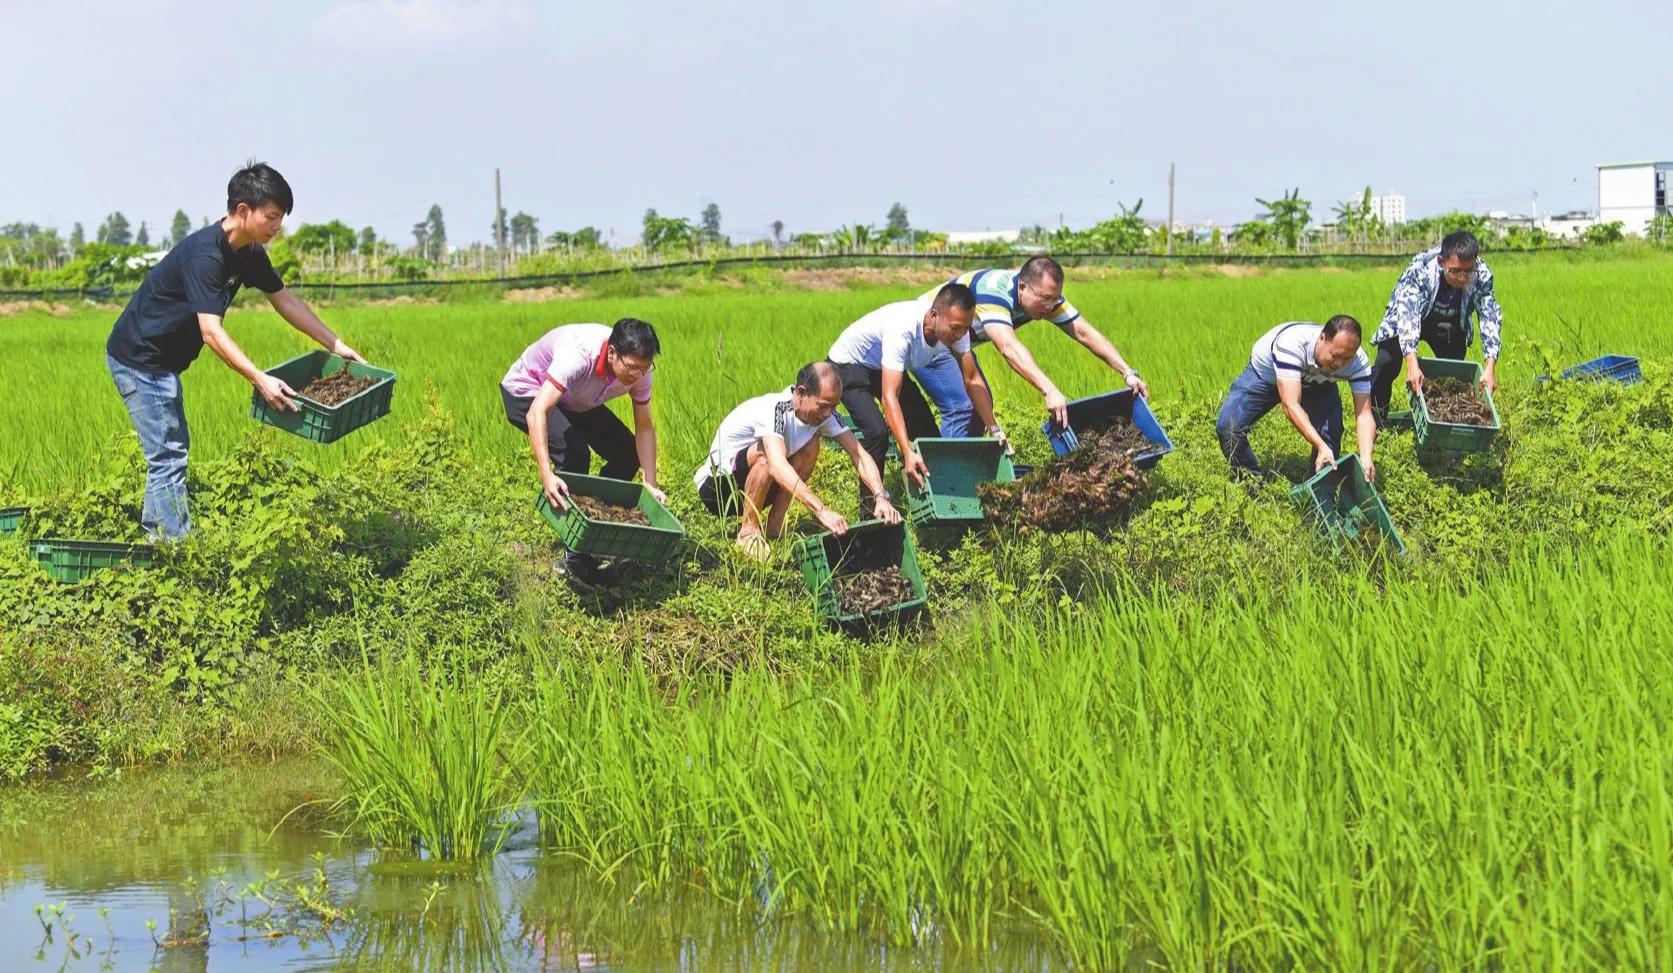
<box><xmin>1597</xmin><ymin>161</ymin><xmax>1672</xmax><ymax>235</ymax></box>
<box><xmin>1370</xmin><ymin>193</ymin><xmax>1407</xmax><ymax>225</ymax></box>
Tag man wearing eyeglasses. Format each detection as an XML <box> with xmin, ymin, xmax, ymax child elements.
<box><xmin>911</xmin><ymin>255</ymin><xmax>1149</xmax><ymax>437</ymax></box>
<box><xmin>501</xmin><ymin>318</ymin><xmax>664</xmax><ymax>581</ymax></box>
<box><xmin>1367</xmin><ymin>230</ymin><xmax>1504</xmax><ymax>423</ymax></box>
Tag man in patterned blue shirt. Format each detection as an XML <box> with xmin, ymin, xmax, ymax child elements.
<box><xmin>911</xmin><ymin>256</ymin><xmax>1148</xmax><ymax>438</ymax></box>
<box><xmin>1367</xmin><ymin>231</ymin><xmax>1504</xmax><ymax>423</ymax></box>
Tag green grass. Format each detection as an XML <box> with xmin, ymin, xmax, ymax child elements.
<box><xmin>4</xmin><ymin>250</ymin><xmax>1673</xmax><ymax>966</ymax></box>
<box><xmin>342</xmin><ymin>533</ymin><xmax>1673</xmax><ymax>967</ymax></box>
<box><xmin>3</xmin><ymin>249</ymin><xmax>1670</xmax><ymax>491</ymax></box>
<box><xmin>313</xmin><ymin>651</ymin><xmax>524</xmax><ymax>860</ymax></box>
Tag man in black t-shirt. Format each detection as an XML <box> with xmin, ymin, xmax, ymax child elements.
<box><xmin>105</xmin><ymin>162</ymin><xmax>364</xmax><ymax>539</ymax></box>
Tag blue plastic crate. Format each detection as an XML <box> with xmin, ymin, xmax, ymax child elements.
<box><xmin>1562</xmin><ymin>354</ymin><xmax>1641</xmax><ymax>385</ymax></box>
<box><xmin>1040</xmin><ymin>389</ymin><xmax>1173</xmax><ymax>469</ymax></box>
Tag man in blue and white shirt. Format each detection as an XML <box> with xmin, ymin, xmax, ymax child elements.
<box><xmin>1215</xmin><ymin>316</ymin><xmax>1379</xmax><ymax>481</ymax></box>
<box><xmin>911</xmin><ymin>257</ymin><xmax>1148</xmax><ymax>438</ymax></box>
<box><xmin>1367</xmin><ymin>231</ymin><xmax>1504</xmax><ymax>422</ymax></box>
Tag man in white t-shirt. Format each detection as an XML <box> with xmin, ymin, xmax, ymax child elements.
<box><xmin>695</xmin><ymin>362</ymin><xmax>901</xmax><ymax>560</ymax></box>
<box><xmin>1214</xmin><ymin>316</ymin><xmax>1379</xmax><ymax>481</ymax></box>
<box><xmin>500</xmin><ymin>317</ymin><xmax>664</xmax><ymax>581</ymax></box>
<box><xmin>826</xmin><ymin>282</ymin><xmax>996</xmax><ymax>509</ymax></box>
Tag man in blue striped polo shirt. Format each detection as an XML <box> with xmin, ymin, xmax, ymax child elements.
<box><xmin>1215</xmin><ymin>316</ymin><xmax>1378</xmax><ymax>481</ymax></box>
<box><xmin>911</xmin><ymin>256</ymin><xmax>1148</xmax><ymax>438</ymax></box>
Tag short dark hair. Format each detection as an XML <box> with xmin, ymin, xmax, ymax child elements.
<box><xmin>932</xmin><ymin>282</ymin><xmax>976</xmax><ymax>314</ymax></box>
<box><xmin>1018</xmin><ymin>255</ymin><xmax>1064</xmax><ymax>287</ymax></box>
<box><xmin>1439</xmin><ymin>231</ymin><xmax>1480</xmax><ymax>262</ymax></box>
<box><xmin>609</xmin><ymin>317</ymin><xmax>660</xmax><ymax>359</ymax></box>
<box><xmin>794</xmin><ymin>361</ymin><xmax>839</xmax><ymax>396</ymax></box>
<box><xmin>227</xmin><ymin>161</ymin><xmax>294</xmax><ymax>215</ymax></box>
<box><xmin>1322</xmin><ymin>314</ymin><xmax>1362</xmax><ymax>340</ymax></box>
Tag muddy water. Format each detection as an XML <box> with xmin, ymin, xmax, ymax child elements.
<box><xmin>0</xmin><ymin>760</ymin><xmax>1065</xmax><ymax>972</ymax></box>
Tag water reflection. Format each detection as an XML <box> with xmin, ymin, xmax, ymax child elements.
<box><xmin>0</xmin><ymin>761</ymin><xmax>1067</xmax><ymax>972</ymax></box>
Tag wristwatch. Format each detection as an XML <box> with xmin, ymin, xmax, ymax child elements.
<box><xmin>874</xmin><ymin>490</ymin><xmax>893</xmax><ymax>503</ymax></box>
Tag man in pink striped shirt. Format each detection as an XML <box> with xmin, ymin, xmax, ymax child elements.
<box><xmin>501</xmin><ymin>318</ymin><xmax>663</xmax><ymax>581</ymax></box>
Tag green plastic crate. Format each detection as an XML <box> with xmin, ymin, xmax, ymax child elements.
<box><xmin>1409</xmin><ymin>357</ymin><xmax>1500</xmax><ymax>453</ymax></box>
<box><xmin>1289</xmin><ymin>455</ymin><xmax>1406</xmax><ymax>556</ymax></box>
<box><xmin>30</xmin><ymin>539</ymin><xmax>155</xmax><ymax>583</ymax></box>
<box><xmin>534</xmin><ymin>473</ymin><xmax>685</xmax><ymax>561</ymax></box>
<box><xmin>0</xmin><ymin>506</ymin><xmax>25</xmax><ymax>534</ymax></box>
<box><xmin>249</xmin><ymin>351</ymin><xmax>397</xmax><ymax>444</ymax></box>
<box><xmin>792</xmin><ymin>520</ymin><xmax>927</xmax><ymax>627</ymax></box>
<box><xmin>905</xmin><ymin>437</ymin><xmax>1015</xmax><ymax>526</ymax></box>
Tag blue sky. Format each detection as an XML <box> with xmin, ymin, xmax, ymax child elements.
<box><xmin>2</xmin><ymin>0</ymin><xmax>1666</xmax><ymax>245</ymax></box>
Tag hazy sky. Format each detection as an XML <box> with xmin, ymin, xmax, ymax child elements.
<box><xmin>3</xmin><ymin>0</ymin><xmax>1667</xmax><ymax>246</ymax></box>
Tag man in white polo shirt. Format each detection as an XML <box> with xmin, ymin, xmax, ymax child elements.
<box><xmin>696</xmin><ymin>361</ymin><xmax>901</xmax><ymax>560</ymax></box>
<box><xmin>501</xmin><ymin>317</ymin><xmax>664</xmax><ymax>581</ymax></box>
<box><xmin>1214</xmin><ymin>315</ymin><xmax>1378</xmax><ymax>481</ymax></box>
<box><xmin>826</xmin><ymin>282</ymin><xmax>995</xmax><ymax>509</ymax></box>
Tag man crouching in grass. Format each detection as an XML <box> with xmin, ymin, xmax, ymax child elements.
<box><xmin>695</xmin><ymin>362</ymin><xmax>901</xmax><ymax>561</ymax></box>
<box><xmin>105</xmin><ymin>161</ymin><xmax>364</xmax><ymax>540</ymax></box>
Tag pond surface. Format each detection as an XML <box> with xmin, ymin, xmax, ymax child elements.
<box><xmin>0</xmin><ymin>760</ymin><xmax>1066</xmax><ymax>972</ymax></box>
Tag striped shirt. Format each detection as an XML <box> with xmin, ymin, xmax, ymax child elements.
<box><xmin>1250</xmin><ymin>322</ymin><xmax>1372</xmax><ymax>394</ymax></box>
<box><xmin>919</xmin><ymin>268</ymin><xmax>1081</xmax><ymax>344</ymax></box>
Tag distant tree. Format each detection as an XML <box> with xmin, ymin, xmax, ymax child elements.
<box><xmin>770</xmin><ymin>219</ymin><xmax>785</xmax><ymax>246</ymax></box>
<box><xmin>290</xmin><ymin>220</ymin><xmax>358</xmax><ymax>256</ymax></box>
<box><xmin>572</xmin><ymin>226</ymin><xmax>602</xmax><ymax>249</ymax></box>
<box><xmin>425</xmin><ymin>204</ymin><xmax>447</xmax><ymax>258</ymax></box>
<box><xmin>1255</xmin><ymin>188</ymin><xmax>1312</xmax><ymax>250</ymax></box>
<box><xmin>884</xmin><ymin>202</ymin><xmax>911</xmax><ymax>242</ymax></box>
<box><xmin>1647</xmin><ymin>213</ymin><xmax>1673</xmax><ymax>245</ymax></box>
<box><xmin>1054</xmin><ymin>199</ymin><xmax>1147</xmax><ymax>252</ymax></box>
<box><xmin>642</xmin><ymin>209</ymin><xmax>698</xmax><ymax>251</ymax></box>
<box><xmin>509</xmin><ymin>212</ymin><xmax>539</xmax><ymax>253</ymax></box>
<box><xmin>699</xmin><ymin>203</ymin><xmax>723</xmax><ymax>245</ymax></box>
<box><xmin>97</xmin><ymin>212</ymin><xmax>132</xmax><ymax>247</ymax></box>
<box><xmin>359</xmin><ymin>226</ymin><xmax>378</xmax><ymax>257</ymax></box>
<box><xmin>1332</xmin><ymin>186</ymin><xmax>1376</xmax><ymax>244</ymax></box>
<box><xmin>1583</xmin><ymin>220</ymin><xmax>1624</xmax><ymax>245</ymax></box>
<box><xmin>411</xmin><ymin>221</ymin><xmax>430</xmax><ymax>259</ymax></box>
<box><xmin>70</xmin><ymin>222</ymin><xmax>85</xmax><ymax>250</ymax></box>
<box><xmin>135</xmin><ymin>222</ymin><xmax>150</xmax><ymax>247</ymax></box>
<box><xmin>169</xmin><ymin>210</ymin><xmax>192</xmax><ymax>247</ymax></box>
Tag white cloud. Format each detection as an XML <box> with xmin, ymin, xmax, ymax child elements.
<box><xmin>312</xmin><ymin>0</ymin><xmax>535</xmax><ymax>51</ymax></box>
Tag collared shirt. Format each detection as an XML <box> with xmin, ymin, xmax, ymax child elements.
<box><xmin>694</xmin><ymin>387</ymin><xmax>847</xmax><ymax>487</ymax></box>
<box><xmin>1250</xmin><ymin>322</ymin><xmax>1373</xmax><ymax>394</ymax></box>
<box><xmin>827</xmin><ymin>298</ymin><xmax>972</xmax><ymax>372</ymax></box>
<box><xmin>1370</xmin><ymin>246</ymin><xmax>1505</xmax><ymax>358</ymax></box>
<box><xmin>500</xmin><ymin>323</ymin><xmax>652</xmax><ymax>410</ymax></box>
<box><xmin>918</xmin><ymin>268</ymin><xmax>1081</xmax><ymax>344</ymax></box>
<box><xmin>106</xmin><ymin>222</ymin><xmax>285</xmax><ymax>374</ymax></box>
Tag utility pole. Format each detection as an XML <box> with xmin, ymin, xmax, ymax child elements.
<box><xmin>494</xmin><ymin>168</ymin><xmax>506</xmax><ymax>279</ymax></box>
<box><xmin>1166</xmin><ymin>162</ymin><xmax>1176</xmax><ymax>257</ymax></box>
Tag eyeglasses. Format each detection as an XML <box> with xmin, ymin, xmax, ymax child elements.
<box><xmin>1023</xmin><ymin>283</ymin><xmax>1063</xmax><ymax>306</ymax></box>
<box><xmin>613</xmin><ymin>353</ymin><xmax>655</xmax><ymax>378</ymax></box>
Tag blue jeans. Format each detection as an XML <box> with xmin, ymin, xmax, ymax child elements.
<box><xmin>1215</xmin><ymin>364</ymin><xmax>1343</xmax><ymax>475</ymax></box>
<box><xmin>912</xmin><ymin>347</ymin><xmax>992</xmax><ymax>437</ymax></box>
<box><xmin>107</xmin><ymin>354</ymin><xmax>190</xmax><ymax>539</ymax></box>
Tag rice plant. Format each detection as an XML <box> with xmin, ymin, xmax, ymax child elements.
<box><xmin>314</xmin><ymin>651</ymin><xmax>526</xmax><ymax>860</ymax></box>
